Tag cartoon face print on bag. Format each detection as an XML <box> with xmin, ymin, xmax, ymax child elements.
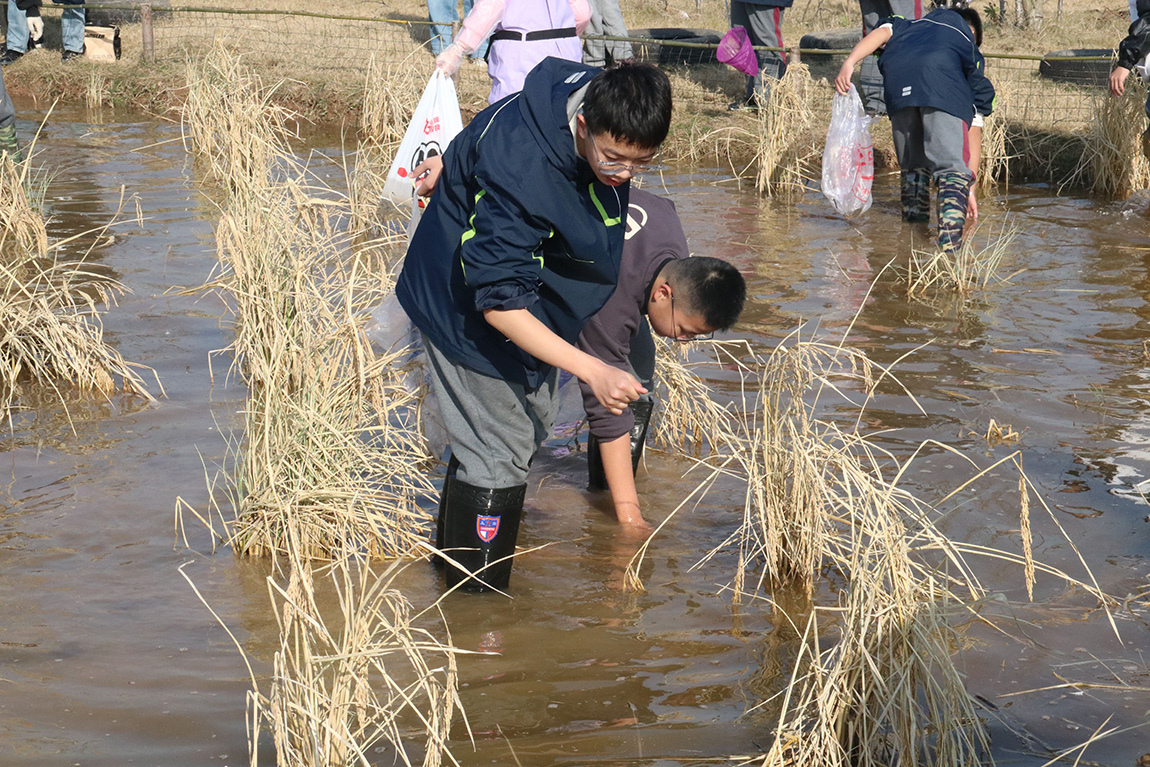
<box><xmin>397</xmin><ymin>140</ymin><xmax>443</xmax><ymax>179</ymax></box>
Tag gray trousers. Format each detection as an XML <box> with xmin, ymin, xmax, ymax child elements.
<box><xmin>584</xmin><ymin>0</ymin><xmax>633</xmax><ymax>66</ymax></box>
<box><xmin>858</xmin><ymin>0</ymin><xmax>923</xmax><ymax>114</ymax></box>
<box><xmin>0</xmin><ymin>67</ymin><xmax>14</xmax><ymax>131</ymax></box>
<box><xmin>424</xmin><ymin>335</ymin><xmax>559</xmax><ymax>488</ymax></box>
<box><xmin>731</xmin><ymin>1</ymin><xmax>787</xmax><ymax>101</ymax></box>
<box><xmin>890</xmin><ymin>106</ymin><xmax>971</xmax><ymax>178</ymax></box>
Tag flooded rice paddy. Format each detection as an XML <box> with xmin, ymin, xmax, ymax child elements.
<box><xmin>2</xmin><ymin>101</ymin><xmax>1149</xmax><ymax>766</ymax></box>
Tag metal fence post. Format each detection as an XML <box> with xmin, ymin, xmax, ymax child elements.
<box><xmin>141</xmin><ymin>4</ymin><xmax>155</xmax><ymax>64</ymax></box>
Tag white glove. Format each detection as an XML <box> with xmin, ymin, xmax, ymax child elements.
<box><xmin>27</xmin><ymin>15</ymin><xmax>44</xmax><ymax>42</ymax></box>
<box><xmin>435</xmin><ymin>43</ymin><xmax>464</xmax><ymax>77</ymax></box>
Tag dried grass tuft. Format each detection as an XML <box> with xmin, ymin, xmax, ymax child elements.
<box><xmin>0</xmin><ymin>154</ymin><xmax>157</xmax><ymax>420</ymax></box>
<box><xmin>754</xmin><ymin>63</ymin><xmax>824</xmax><ymax>198</ymax></box>
<box><xmin>904</xmin><ymin>223</ymin><xmax>1016</xmax><ymax>297</ymax></box>
<box><xmin>1079</xmin><ymin>80</ymin><xmax>1150</xmax><ymax>199</ymax></box>
<box><xmin>179</xmin><ymin>47</ymin><xmax>436</xmax><ymax>563</ymax></box>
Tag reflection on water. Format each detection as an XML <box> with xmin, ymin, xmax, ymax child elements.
<box><xmin>1</xmin><ymin>101</ymin><xmax>1148</xmax><ymax>766</ymax></box>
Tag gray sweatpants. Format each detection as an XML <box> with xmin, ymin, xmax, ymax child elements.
<box><xmin>731</xmin><ymin>1</ymin><xmax>787</xmax><ymax>101</ymax></box>
<box><xmin>858</xmin><ymin>0</ymin><xmax>924</xmax><ymax>114</ymax></box>
<box><xmin>890</xmin><ymin>106</ymin><xmax>971</xmax><ymax>178</ymax></box>
<box><xmin>424</xmin><ymin>335</ymin><xmax>560</xmax><ymax>488</ymax></box>
<box><xmin>0</xmin><ymin>67</ymin><xmax>15</xmax><ymax>131</ymax></box>
<box><xmin>583</xmin><ymin>0</ymin><xmax>633</xmax><ymax>67</ymax></box>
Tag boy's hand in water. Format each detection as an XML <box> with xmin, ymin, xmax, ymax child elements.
<box><xmin>616</xmin><ymin>502</ymin><xmax>653</xmax><ymax>537</ymax></box>
<box><xmin>413</xmin><ymin>155</ymin><xmax>444</xmax><ymax>196</ymax></box>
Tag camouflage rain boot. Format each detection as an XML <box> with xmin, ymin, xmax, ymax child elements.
<box><xmin>900</xmin><ymin>168</ymin><xmax>931</xmax><ymax>222</ymax></box>
<box><xmin>0</xmin><ymin>124</ymin><xmax>22</xmax><ymax>163</ymax></box>
<box><xmin>936</xmin><ymin>171</ymin><xmax>973</xmax><ymax>254</ymax></box>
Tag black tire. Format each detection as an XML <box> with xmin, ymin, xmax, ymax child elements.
<box><xmin>1038</xmin><ymin>48</ymin><xmax>1114</xmax><ymax>88</ymax></box>
<box><xmin>798</xmin><ymin>28</ymin><xmax>862</xmax><ymax>80</ymax></box>
<box><xmin>626</xmin><ymin>27</ymin><xmax>723</xmax><ymax>67</ymax></box>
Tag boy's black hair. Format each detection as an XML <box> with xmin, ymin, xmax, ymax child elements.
<box><xmin>955</xmin><ymin>7</ymin><xmax>983</xmax><ymax>46</ymax></box>
<box><xmin>583</xmin><ymin>62</ymin><xmax>673</xmax><ymax>150</ymax></box>
<box><xmin>664</xmin><ymin>257</ymin><xmax>746</xmax><ymax>332</ymax></box>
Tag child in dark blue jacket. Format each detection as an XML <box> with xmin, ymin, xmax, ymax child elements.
<box><xmin>836</xmin><ymin>7</ymin><xmax>994</xmax><ymax>252</ymax></box>
<box><xmin>396</xmin><ymin>58</ymin><xmax>672</xmax><ymax>592</ymax></box>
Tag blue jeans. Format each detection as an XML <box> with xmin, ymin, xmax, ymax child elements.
<box><xmin>6</xmin><ymin>2</ymin><xmax>86</xmax><ymax>54</ymax></box>
<box><xmin>426</xmin><ymin>0</ymin><xmax>487</xmax><ymax>58</ymax></box>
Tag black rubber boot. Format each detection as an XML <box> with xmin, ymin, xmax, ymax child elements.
<box><xmin>587</xmin><ymin>398</ymin><xmax>655</xmax><ymax>490</ymax></box>
<box><xmin>443</xmin><ymin>478</ymin><xmax>526</xmax><ymax>593</ymax></box>
<box><xmin>432</xmin><ymin>454</ymin><xmax>459</xmax><ymax>569</ymax></box>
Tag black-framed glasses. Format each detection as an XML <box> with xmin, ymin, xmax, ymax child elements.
<box><xmin>670</xmin><ymin>291</ymin><xmax>714</xmax><ymax>343</ymax></box>
<box><xmin>588</xmin><ymin>134</ymin><xmax>665</xmax><ymax>176</ymax></box>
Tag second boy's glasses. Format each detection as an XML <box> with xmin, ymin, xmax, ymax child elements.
<box><xmin>587</xmin><ymin>134</ymin><xmax>665</xmax><ymax>176</ymax></box>
<box><xmin>670</xmin><ymin>291</ymin><xmax>714</xmax><ymax>343</ymax></box>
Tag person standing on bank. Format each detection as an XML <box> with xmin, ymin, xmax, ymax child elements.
<box><xmin>1</xmin><ymin>0</ymin><xmax>86</xmax><ymax>65</ymax></box>
<box><xmin>427</xmin><ymin>1</ymin><xmax>488</xmax><ymax>60</ymax></box>
<box><xmin>433</xmin><ymin>0</ymin><xmax>591</xmax><ymax>104</ymax></box>
<box><xmin>729</xmin><ymin>0</ymin><xmax>793</xmax><ymax>110</ymax></box>
<box><xmin>583</xmin><ymin>0</ymin><xmax>633</xmax><ymax>68</ymax></box>
<box><xmin>856</xmin><ymin>0</ymin><xmax>924</xmax><ymax>115</ymax></box>
<box><xmin>396</xmin><ymin>59</ymin><xmax>673</xmax><ymax>593</ymax></box>
<box><xmin>0</xmin><ymin>66</ymin><xmax>23</xmax><ymax>161</ymax></box>
<box><xmin>1109</xmin><ymin>0</ymin><xmax>1150</xmax><ymax>159</ymax></box>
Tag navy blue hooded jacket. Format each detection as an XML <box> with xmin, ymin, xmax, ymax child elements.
<box><xmin>396</xmin><ymin>57</ymin><xmax>628</xmax><ymax>390</ymax></box>
<box><xmin>1118</xmin><ymin>0</ymin><xmax>1150</xmax><ymax>70</ymax></box>
<box><xmin>877</xmin><ymin>8</ymin><xmax>995</xmax><ymax>125</ymax></box>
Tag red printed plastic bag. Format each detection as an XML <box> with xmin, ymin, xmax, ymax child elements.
<box><xmin>382</xmin><ymin>71</ymin><xmax>464</xmax><ymax>203</ymax></box>
<box><xmin>821</xmin><ymin>84</ymin><xmax>874</xmax><ymax>217</ymax></box>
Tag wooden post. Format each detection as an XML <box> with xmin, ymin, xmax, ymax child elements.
<box><xmin>140</xmin><ymin>4</ymin><xmax>155</xmax><ymax>63</ymax></box>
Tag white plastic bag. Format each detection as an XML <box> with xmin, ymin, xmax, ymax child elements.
<box><xmin>381</xmin><ymin>70</ymin><xmax>464</xmax><ymax>204</ymax></box>
<box><xmin>821</xmin><ymin>84</ymin><xmax>874</xmax><ymax>217</ymax></box>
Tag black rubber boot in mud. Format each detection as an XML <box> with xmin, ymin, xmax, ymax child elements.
<box><xmin>587</xmin><ymin>433</ymin><xmax>607</xmax><ymax>492</ymax></box>
<box><xmin>443</xmin><ymin>479</ymin><xmax>526</xmax><ymax>593</ymax></box>
<box><xmin>432</xmin><ymin>454</ymin><xmax>459</xmax><ymax>569</ymax></box>
<box><xmin>587</xmin><ymin>397</ymin><xmax>655</xmax><ymax>491</ymax></box>
<box><xmin>936</xmin><ymin>171</ymin><xmax>973</xmax><ymax>254</ymax></box>
<box><xmin>628</xmin><ymin>398</ymin><xmax>654</xmax><ymax>474</ymax></box>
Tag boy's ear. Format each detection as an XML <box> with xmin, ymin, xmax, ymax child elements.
<box><xmin>576</xmin><ymin>113</ymin><xmax>587</xmax><ymax>137</ymax></box>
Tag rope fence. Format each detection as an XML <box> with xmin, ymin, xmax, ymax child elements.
<box><xmin>0</xmin><ymin>3</ymin><xmax>1122</xmax><ymax>130</ymax></box>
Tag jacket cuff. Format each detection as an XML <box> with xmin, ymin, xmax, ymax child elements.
<box><xmin>474</xmin><ymin>283</ymin><xmax>538</xmax><ymax>312</ymax></box>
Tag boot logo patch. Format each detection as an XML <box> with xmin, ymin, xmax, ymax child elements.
<box><xmin>476</xmin><ymin>515</ymin><xmax>501</xmax><ymax>542</ymax></box>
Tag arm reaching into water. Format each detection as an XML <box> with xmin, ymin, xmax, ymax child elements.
<box><xmin>835</xmin><ymin>25</ymin><xmax>893</xmax><ymax>95</ymax></box>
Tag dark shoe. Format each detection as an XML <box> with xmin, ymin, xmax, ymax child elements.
<box><xmin>442</xmin><ymin>478</ymin><xmax>526</xmax><ymax>593</ymax></box>
<box><xmin>728</xmin><ymin>97</ymin><xmax>759</xmax><ymax>112</ymax></box>
<box><xmin>587</xmin><ymin>398</ymin><xmax>655</xmax><ymax>491</ymax></box>
<box><xmin>432</xmin><ymin>454</ymin><xmax>460</xmax><ymax>569</ymax></box>
<box><xmin>0</xmin><ymin>49</ymin><xmax>24</xmax><ymax>65</ymax></box>
<box><xmin>61</xmin><ymin>47</ymin><xmax>84</xmax><ymax>63</ymax></box>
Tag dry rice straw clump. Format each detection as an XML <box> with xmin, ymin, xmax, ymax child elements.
<box><xmin>0</xmin><ymin>155</ymin><xmax>157</xmax><ymax>419</ymax></box>
<box><xmin>178</xmin><ymin>48</ymin><xmax>436</xmax><ymax>562</ymax></box>
<box><xmin>1080</xmin><ymin>80</ymin><xmax>1150</xmax><ymax>198</ymax></box>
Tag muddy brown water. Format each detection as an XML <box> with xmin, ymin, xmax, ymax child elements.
<box><xmin>2</xmin><ymin>101</ymin><xmax>1149</xmax><ymax>767</ymax></box>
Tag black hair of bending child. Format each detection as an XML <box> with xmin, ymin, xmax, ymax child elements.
<box><xmin>664</xmin><ymin>257</ymin><xmax>747</xmax><ymax>332</ymax></box>
<box><xmin>583</xmin><ymin>62</ymin><xmax>673</xmax><ymax>150</ymax></box>
<box><xmin>955</xmin><ymin>7</ymin><xmax>983</xmax><ymax>46</ymax></box>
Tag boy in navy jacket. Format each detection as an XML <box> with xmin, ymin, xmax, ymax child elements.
<box><xmin>1109</xmin><ymin>0</ymin><xmax>1150</xmax><ymax>159</ymax></box>
<box><xmin>396</xmin><ymin>58</ymin><xmax>672</xmax><ymax>592</ymax></box>
<box><xmin>578</xmin><ymin>189</ymin><xmax>745</xmax><ymax>533</ymax></box>
<box><xmin>836</xmin><ymin>7</ymin><xmax>994</xmax><ymax>252</ymax></box>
